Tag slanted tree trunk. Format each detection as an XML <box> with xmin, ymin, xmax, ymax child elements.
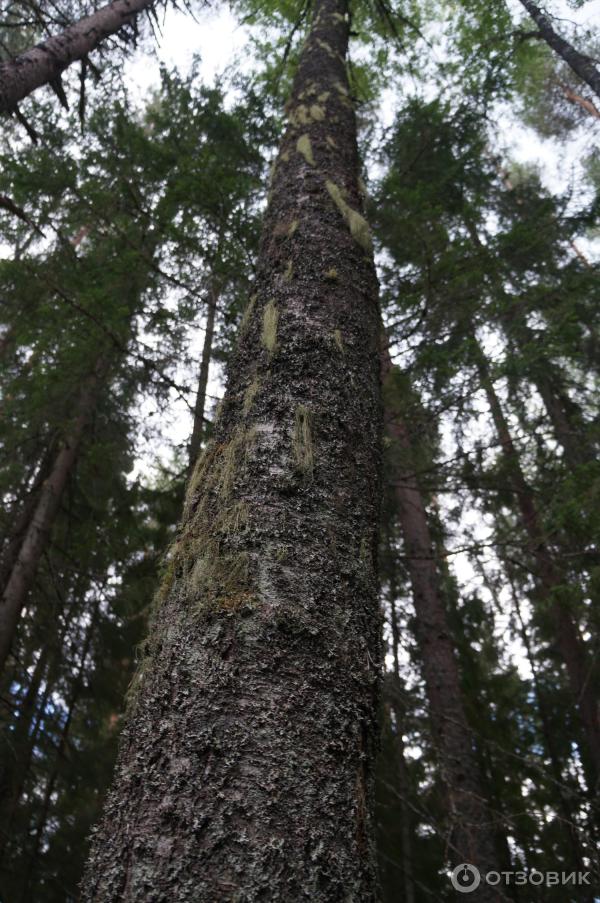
<box><xmin>0</xmin><ymin>446</ymin><xmax>56</xmax><ymax>593</ymax></box>
<box><xmin>0</xmin><ymin>0</ymin><xmax>156</xmax><ymax>113</ymax></box>
<box><xmin>82</xmin><ymin>0</ymin><xmax>382</xmax><ymax>898</ymax></box>
<box><xmin>517</xmin><ymin>0</ymin><xmax>600</xmax><ymax>101</ymax></box>
<box><xmin>188</xmin><ymin>283</ymin><xmax>218</xmax><ymax>474</ymax></box>
<box><xmin>475</xmin><ymin>346</ymin><xmax>600</xmax><ymax>790</ymax></box>
<box><xmin>0</xmin><ymin>360</ymin><xmax>104</xmax><ymax>674</ymax></box>
<box><xmin>381</xmin><ymin>347</ymin><xmax>508</xmax><ymax>901</ymax></box>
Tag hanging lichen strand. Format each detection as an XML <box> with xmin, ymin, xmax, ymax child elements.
<box><xmin>81</xmin><ymin>0</ymin><xmax>383</xmax><ymax>898</ymax></box>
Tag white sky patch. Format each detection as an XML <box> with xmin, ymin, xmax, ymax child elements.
<box><xmin>125</xmin><ymin>5</ymin><xmax>252</xmax><ymax>96</ymax></box>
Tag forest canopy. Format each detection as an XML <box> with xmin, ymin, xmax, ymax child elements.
<box><xmin>0</xmin><ymin>0</ymin><xmax>599</xmax><ymax>899</ymax></box>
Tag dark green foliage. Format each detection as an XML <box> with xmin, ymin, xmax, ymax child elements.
<box><xmin>1</xmin><ymin>0</ymin><xmax>600</xmax><ymax>898</ymax></box>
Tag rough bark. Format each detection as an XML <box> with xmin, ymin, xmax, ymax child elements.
<box><xmin>82</xmin><ymin>0</ymin><xmax>383</xmax><ymax>899</ymax></box>
<box><xmin>517</xmin><ymin>0</ymin><xmax>600</xmax><ymax>101</ymax></box>
<box><xmin>381</xmin><ymin>348</ymin><xmax>508</xmax><ymax>901</ymax></box>
<box><xmin>0</xmin><ymin>361</ymin><xmax>103</xmax><ymax>675</ymax></box>
<box><xmin>187</xmin><ymin>284</ymin><xmax>217</xmax><ymax>474</ymax></box>
<box><xmin>475</xmin><ymin>348</ymin><xmax>600</xmax><ymax>790</ymax></box>
<box><xmin>0</xmin><ymin>0</ymin><xmax>156</xmax><ymax>114</ymax></box>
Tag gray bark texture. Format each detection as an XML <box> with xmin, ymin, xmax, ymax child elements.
<box><xmin>0</xmin><ymin>0</ymin><xmax>155</xmax><ymax>113</ymax></box>
<box><xmin>81</xmin><ymin>0</ymin><xmax>383</xmax><ymax>899</ymax></box>
<box><xmin>382</xmin><ymin>349</ymin><xmax>509</xmax><ymax>902</ymax></box>
<box><xmin>518</xmin><ymin>0</ymin><xmax>600</xmax><ymax>101</ymax></box>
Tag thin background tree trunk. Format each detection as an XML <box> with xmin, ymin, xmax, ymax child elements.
<box><xmin>0</xmin><ymin>359</ymin><xmax>104</xmax><ymax>674</ymax></box>
<box><xmin>188</xmin><ymin>283</ymin><xmax>218</xmax><ymax>474</ymax></box>
<box><xmin>381</xmin><ymin>344</ymin><xmax>508</xmax><ymax>901</ymax></box>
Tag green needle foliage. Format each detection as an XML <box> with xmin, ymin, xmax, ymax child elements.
<box><xmin>0</xmin><ymin>0</ymin><xmax>599</xmax><ymax>898</ymax></box>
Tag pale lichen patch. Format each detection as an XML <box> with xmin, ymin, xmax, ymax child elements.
<box><xmin>325</xmin><ymin>180</ymin><xmax>373</xmax><ymax>253</ymax></box>
<box><xmin>261</xmin><ymin>300</ymin><xmax>279</xmax><ymax>353</ymax></box>
<box><xmin>243</xmin><ymin>375</ymin><xmax>260</xmax><ymax>415</ymax></box>
<box><xmin>239</xmin><ymin>294</ymin><xmax>256</xmax><ymax>335</ymax></box>
<box><xmin>218</xmin><ymin>426</ymin><xmax>257</xmax><ymax>498</ymax></box>
<box><xmin>296</xmin><ymin>133</ymin><xmax>315</xmax><ymax>166</ymax></box>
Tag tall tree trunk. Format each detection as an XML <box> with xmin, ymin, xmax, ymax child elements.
<box><xmin>517</xmin><ymin>0</ymin><xmax>600</xmax><ymax>100</ymax></box>
<box><xmin>0</xmin><ymin>0</ymin><xmax>156</xmax><ymax>113</ymax></box>
<box><xmin>0</xmin><ymin>446</ymin><xmax>56</xmax><ymax>594</ymax></box>
<box><xmin>188</xmin><ymin>284</ymin><xmax>218</xmax><ymax>474</ymax></box>
<box><xmin>381</xmin><ymin>347</ymin><xmax>508</xmax><ymax>900</ymax></box>
<box><xmin>475</xmin><ymin>346</ymin><xmax>600</xmax><ymax>790</ymax></box>
<box><xmin>0</xmin><ymin>360</ymin><xmax>104</xmax><ymax>675</ymax></box>
<box><xmin>82</xmin><ymin>0</ymin><xmax>382</xmax><ymax>898</ymax></box>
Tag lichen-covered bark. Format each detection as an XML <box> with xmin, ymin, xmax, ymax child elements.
<box><xmin>382</xmin><ymin>350</ymin><xmax>508</xmax><ymax>902</ymax></box>
<box><xmin>0</xmin><ymin>0</ymin><xmax>155</xmax><ymax>113</ymax></box>
<box><xmin>82</xmin><ymin>1</ymin><xmax>382</xmax><ymax>899</ymax></box>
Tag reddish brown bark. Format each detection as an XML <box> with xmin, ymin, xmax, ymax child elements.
<box><xmin>382</xmin><ymin>346</ymin><xmax>508</xmax><ymax>900</ymax></box>
<box><xmin>559</xmin><ymin>83</ymin><xmax>600</xmax><ymax>119</ymax></box>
